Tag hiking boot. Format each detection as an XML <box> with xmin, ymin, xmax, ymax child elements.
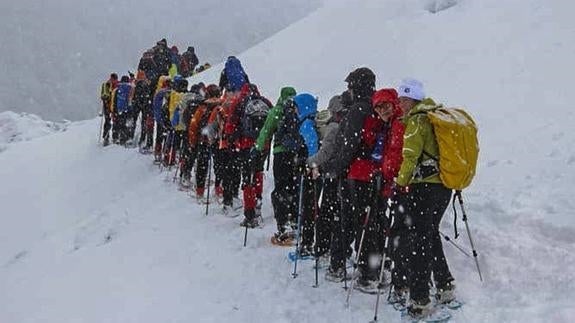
<box><xmin>180</xmin><ymin>176</ymin><xmax>191</xmax><ymax>189</ymax></box>
<box><xmin>215</xmin><ymin>186</ymin><xmax>223</xmax><ymax>198</ymax></box>
<box><xmin>255</xmin><ymin>198</ymin><xmax>262</xmax><ymax>216</ymax></box>
<box><xmin>196</xmin><ymin>187</ymin><xmax>207</xmax><ymax>204</ymax></box>
<box><xmin>298</xmin><ymin>245</ymin><xmax>313</xmax><ymax>258</ymax></box>
<box><xmin>354</xmin><ymin>276</ymin><xmax>379</xmax><ymax>294</ymax></box>
<box><xmin>240</xmin><ymin>217</ymin><xmax>259</xmax><ymax>228</ymax></box>
<box><xmin>406</xmin><ymin>298</ymin><xmax>433</xmax><ymax>320</ymax></box>
<box><xmin>388</xmin><ymin>287</ymin><xmax>408</xmax><ymax>305</ymax></box>
<box><xmin>325</xmin><ymin>266</ymin><xmax>346</xmax><ymax>282</ymax></box>
<box><xmin>103</xmin><ymin>137</ymin><xmax>110</xmax><ymax>146</ymax></box>
<box><xmin>435</xmin><ymin>282</ymin><xmax>456</xmax><ymax>304</ymax></box>
<box><xmin>271</xmin><ymin>230</ymin><xmax>295</xmax><ymax>246</ymax></box>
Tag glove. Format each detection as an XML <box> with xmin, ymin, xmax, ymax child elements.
<box><xmin>391</xmin><ymin>182</ymin><xmax>409</xmax><ymax>195</ymax></box>
<box><xmin>249</xmin><ymin>147</ymin><xmax>261</xmax><ymax>162</ymax></box>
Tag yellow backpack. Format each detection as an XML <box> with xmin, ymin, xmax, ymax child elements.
<box><xmin>427</xmin><ymin>106</ymin><xmax>479</xmax><ymax>190</ymax></box>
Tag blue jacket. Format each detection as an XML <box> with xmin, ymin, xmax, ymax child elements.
<box><xmin>115</xmin><ymin>82</ymin><xmax>132</xmax><ymax>113</ymax></box>
<box><xmin>294</xmin><ymin>93</ymin><xmax>319</xmax><ymax>157</ymax></box>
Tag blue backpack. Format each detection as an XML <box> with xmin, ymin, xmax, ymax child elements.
<box><xmin>224</xmin><ymin>57</ymin><xmax>247</xmax><ymax>92</ymax></box>
<box><xmin>115</xmin><ymin>83</ymin><xmax>132</xmax><ymax>113</ymax></box>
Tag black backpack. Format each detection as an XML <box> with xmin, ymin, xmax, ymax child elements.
<box><xmin>275</xmin><ymin>99</ymin><xmax>314</xmax><ymax>156</ymax></box>
<box><xmin>240</xmin><ymin>97</ymin><xmax>271</xmax><ymax>139</ymax></box>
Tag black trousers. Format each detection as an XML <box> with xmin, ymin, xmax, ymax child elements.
<box><xmin>222</xmin><ymin>149</ymin><xmax>241</xmax><ymax>207</ymax></box>
<box><xmin>113</xmin><ymin>111</ymin><xmax>129</xmax><ymax>144</ymax></box>
<box><xmin>270</xmin><ymin>151</ymin><xmax>298</xmax><ymax>230</ymax></box>
<box><xmin>330</xmin><ymin>179</ymin><xmax>379</xmax><ymax>279</ymax></box>
<box><xmin>315</xmin><ymin>177</ymin><xmax>340</xmax><ymax>256</ymax></box>
<box><xmin>195</xmin><ymin>144</ymin><xmax>211</xmax><ymax>190</ymax></box>
<box><xmin>404</xmin><ymin>183</ymin><xmax>454</xmax><ymax>301</ymax></box>
<box><xmin>101</xmin><ymin>100</ymin><xmax>112</xmax><ymax>140</ymax></box>
<box><xmin>139</xmin><ymin>109</ymin><xmax>154</xmax><ymax>148</ymax></box>
<box><xmin>212</xmin><ymin>145</ymin><xmax>225</xmax><ymax>187</ymax></box>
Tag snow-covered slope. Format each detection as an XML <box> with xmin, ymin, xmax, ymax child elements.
<box><xmin>0</xmin><ymin>0</ymin><xmax>320</xmax><ymax>121</ymax></box>
<box><xmin>1</xmin><ymin>0</ymin><xmax>575</xmax><ymax>322</ymax></box>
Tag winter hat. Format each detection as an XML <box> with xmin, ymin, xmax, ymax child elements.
<box><xmin>345</xmin><ymin>67</ymin><xmax>376</xmax><ymax>91</ymax></box>
<box><xmin>372</xmin><ymin>88</ymin><xmax>399</xmax><ymax>106</ymax></box>
<box><xmin>327</xmin><ymin>95</ymin><xmax>345</xmax><ymax>114</ymax></box>
<box><xmin>398</xmin><ymin>78</ymin><xmax>425</xmax><ymax>101</ymax></box>
<box><xmin>110</xmin><ymin>73</ymin><xmax>118</xmax><ymax>80</ymax></box>
<box><xmin>120</xmin><ymin>75</ymin><xmax>130</xmax><ymax>83</ymax></box>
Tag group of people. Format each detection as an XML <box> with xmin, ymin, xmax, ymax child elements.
<box><xmin>99</xmin><ymin>52</ymin><xmax>467</xmax><ymax>320</ymax></box>
<box><xmin>99</xmin><ymin>39</ymin><xmax>211</xmax><ymax>147</ymax></box>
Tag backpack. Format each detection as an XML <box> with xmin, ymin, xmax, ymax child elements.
<box><xmin>424</xmin><ymin>106</ymin><xmax>479</xmax><ymax>190</ymax></box>
<box><xmin>275</xmin><ymin>100</ymin><xmax>315</xmax><ymax>156</ymax></box>
<box><xmin>115</xmin><ymin>83</ymin><xmax>132</xmax><ymax>113</ymax></box>
<box><xmin>240</xmin><ymin>97</ymin><xmax>270</xmax><ymax>139</ymax></box>
<box><xmin>224</xmin><ymin>57</ymin><xmax>247</xmax><ymax>92</ymax></box>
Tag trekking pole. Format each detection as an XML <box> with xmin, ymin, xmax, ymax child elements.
<box><xmin>292</xmin><ymin>171</ymin><xmax>306</xmax><ymax>278</ymax></box>
<box><xmin>205</xmin><ymin>148</ymin><xmax>213</xmax><ymax>216</ymax></box>
<box><xmin>98</xmin><ymin>110</ymin><xmax>104</xmax><ymax>144</ymax></box>
<box><xmin>456</xmin><ymin>190</ymin><xmax>483</xmax><ymax>282</ymax></box>
<box><xmin>439</xmin><ymin>230</ymin><xmax>472</xmax><ymax>258</ymax></box>
<box><xmin>312</xmin><ymin>178</ymin><xmax>320</xmax><ymax>288</ymax></box>
<box><xmin>346</xmin><ymin>174</ymin><xmax>381</xmax><ymax>308</ymax></box>
<box><xmin>372</xmin><ymin>194</ymin><xmax>394</xmax><ymax>322</ymax></box>
<box><xmin>243</xmin><ymin>169</ymin><xmax>256</xmax><ymax>247</ymax></box>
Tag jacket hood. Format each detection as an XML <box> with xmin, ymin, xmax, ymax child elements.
<box><xmin>327</xmin><ymin>95</ymin><xmax>345</xmax><ymax>114</ymax></box>
<box><xmin>293</xmin><ymin>93</ymin><xmax>318</xmax><ymax>120</ymax></box>
<box><xmin>408</xmin><ymin>98</ymin><xmax>437</xmax><ymax>116</ymax></box>
<box><xmin>372</xmin><ymin>88</ymin><xmax>402</xmax><ymax>119</ymax></box>
<box><xmin>277</xmin><ymin>87</ymin><xmax>296</xmax><ymax>106</ymax></box>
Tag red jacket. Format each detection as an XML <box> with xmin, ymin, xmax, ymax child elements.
<box><xmin>347</xmin><ymin>113</ymin><xmax>384</xmax><ymax>182</ymax></box>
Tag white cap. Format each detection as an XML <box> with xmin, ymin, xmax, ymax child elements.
<box><xmin>398</xmin><ymin>78</ymin><xmax>425</xmax><ymax>101</ymax></box>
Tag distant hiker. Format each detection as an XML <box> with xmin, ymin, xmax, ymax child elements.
<box><xmin>152</xmin><ymin>76</ymin><xmax>172</xmax><ymax>162</ymax></box>
<box><xmin>306</xmin><ymin>91</ymin><xmax>351</xmax><ymax>255</ymax></box>
<box><xmin>132</xmin><ymin>79</ymin><xmax>153</xmax><ymax>151</ymax></box>
<box><xmin>138</xmin><ymin>49</ymin><xmax>158</xmax><ymax>84</ymax></box>
<box><xmin>153</xmin><ymin>38</ymin><xmax>171</xmax><ymax>77</ymax></box>
<box><xmin>169</xmin><ymin>46</ymin><xmax>181</xmax><ymax>78</ymax></box>
<box><xmin>110</xmin><ymin>75</ymin><xmax>134</xmax><ymax>145</ymax></box>
<box><xmin>219</xmin><ymin>56</ymin><xmax>250</xmax><ymax>94</ymax></box>
<box><xmin>181</xmin><ymin>46</ymin><xmax>199</xmax><ymax>77</ymax></box>
<box><xmin>253</xmin><ymin>87</ymin><xmax>297</xmax><ymax>244</ymax></box>
<box><xmin>394</xmin><ymin>79</ymin><xmax>455</xmax><ymax>319</ymax></box>
<box><xmin>162</xmin><ymin>76</ymin><xmax>188</xmax><ymax>166</ymax></box>
<box><xmin>100</xmin><ymin>73</ymin><xmax>118</xmax><ymax>146</ymax></box>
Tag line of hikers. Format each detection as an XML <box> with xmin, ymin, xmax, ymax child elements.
<box><xmin>99</xmin><ymin>53</ymin><xmax>479</xmax><ymax>320</ymax></box>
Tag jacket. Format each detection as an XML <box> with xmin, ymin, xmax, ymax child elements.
<box><xmin>293</xmin><ymin>93</ymin><xmax>319</xmax><ymax>158</ymax></box>
<box><xmin>396</xmin><ymin>98</ymin><xmax>442</xmax><ymax>187</ymax></box>
<box><xmin>254</xmin><ymin>86</ymin><xmax>296</xmax><ymax>154</ymax></box>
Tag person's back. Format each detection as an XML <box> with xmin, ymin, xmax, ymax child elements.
<box><xmin>219</xmin><ymin>56</ymin><xmax>249</xmax><ymax>93</ymax></box>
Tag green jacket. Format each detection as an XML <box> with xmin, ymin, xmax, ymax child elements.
<box><xmin>255</xmin><ymin>86</ymin><xmax>296</xmax><ymax>154</ymax></box>
<box><xmin>396</xmin><ymin>98</ymin><xmax>442</xmax><ymax>187</ymax></box>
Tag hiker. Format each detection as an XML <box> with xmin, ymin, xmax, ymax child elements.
<box><xmin>219</xmin><ymin>56</ymin><xmax>250</xmax><ymax>94</ymax></box>
<box><xmin>306</xmin><ymin>91</ymin><xmax>351</xmax><ymax>255</ymax></box>
<box><xmin>100</xmin><ymin>73</ymin><xmax>118</xmax><ymax>146</ymax></box>
<box><xmin>152</xmin><ymin>76</ymin><xmax>172</xmax><ymax>162</ymax></box>
<box><xmin>110</xmin><ymin>75</ymin><xmax>134</xmax><ymax>145</ymax></box>
<box><xmin>224</xmin><ymin>83</ymin><xmax>272</xmax><ymax>226</ymax></box>
<box><xmin>181</xmin><ymin>46</ymin><xmax>199</xmax><ymax>77</ymax></box>
<box><xmin>321</xmin><ymin>67</ymin><xmax>377</xmax><ymax>282</ymax></box>
<box><xmin>252</xmin><ymin>87</ymin><xmax>298</xmax><ymax>244</ymax></box>
<box><xmin>394</xmin><ymin>79</ymin><xmax>455</xmax><ymax>319</ymax></box>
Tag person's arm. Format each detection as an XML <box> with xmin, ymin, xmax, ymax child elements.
<box><xmin>396</xmin><ymin>116</ymin><xmax>425</xmax><ymax>187</ymax></box>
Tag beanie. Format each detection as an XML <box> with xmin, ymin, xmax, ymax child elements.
<box><xmin>398</xmin><ymin>78</ymin><xmax>425</xmax><ymax>101</ymax></box>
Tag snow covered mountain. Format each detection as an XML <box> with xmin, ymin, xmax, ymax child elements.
<box><xmin>1</xmin><ymin>0</ymin><xmax>574</xmax><ymax>322</ymax></box>
<box><xmin>0</xmin><ymin>0</ymin><xmax>320</xmax><ymax>121</ymax></box>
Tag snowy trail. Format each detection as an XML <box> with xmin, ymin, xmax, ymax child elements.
<box><xmin>2</xmin><ymin>0</ymin><xmax>575</xmax><ymax>321</ymax></box>
<box><xmin>1</xmin><ymin>118</ymin><xmax>573</xmax><ymax>322</ymax></box>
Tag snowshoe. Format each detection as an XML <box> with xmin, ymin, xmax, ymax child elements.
<box><xmin>354</xmin><ymin>276</ymin><xmax>380</xmax><ymax>295</ymax></box>
<box><xmin>401</xmin><ymin>298</ymin><xmax>451</xmax><ymax>323</ymax></box>
<box><xmin>239</xmin><ymin>217</ymin><xmax>259</xmax><ymax>228</ymax></box>
<box><xmin>270</xmin><ymin>230</ymin><xmax>295</xmax><ymax>247</ymax></box>
<box><xmin>325</xmin><ymin>266</ymin><xmax>347</xmax><ymax>283</ymax></box>
<box><xmin>222</xmin><ymin>205</ymin><xmax>240</xmax><ymax>218</ymax></box>
<box><xmin>287</xmin><ymin>245</ymin><xmax>314</xmax><ymax>262</ymax></box>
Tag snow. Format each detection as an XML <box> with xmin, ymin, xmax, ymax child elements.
<box><xmin>0</xmin><ymin>111</ymin><xmax>68</xmax><ymax>152</ymax></box>
<box><xmin>1</xmin><ymin>0</ymin><xmax>575</xmax><ymax>322</ymax></box>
